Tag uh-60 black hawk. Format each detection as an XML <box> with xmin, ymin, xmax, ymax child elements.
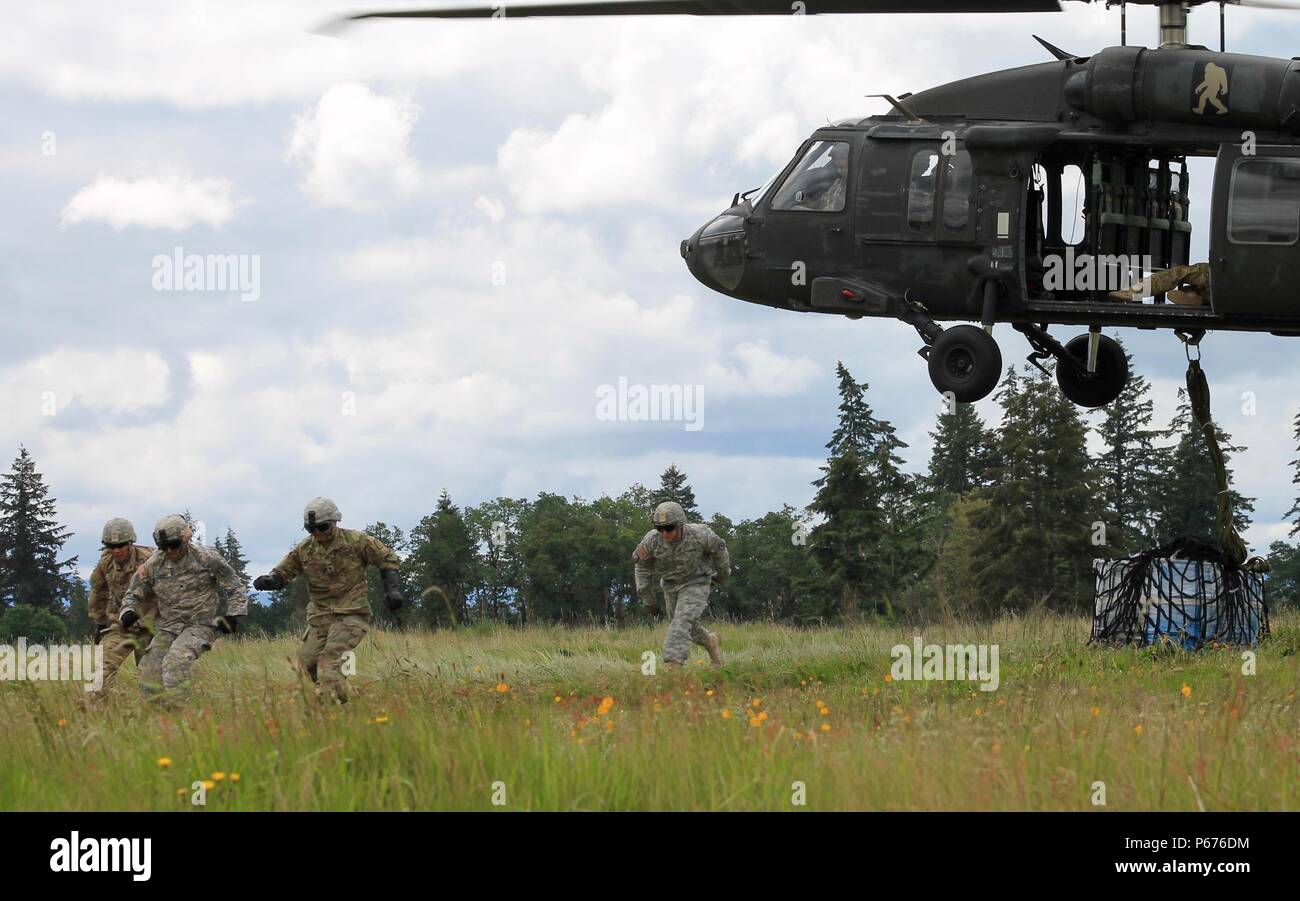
<box><xmin>334</xmin><ymin>0</ymin><xmax>1300</xmax><ymax>407</ymax></box>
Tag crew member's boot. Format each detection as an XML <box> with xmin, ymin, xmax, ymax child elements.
<box><xmin>705</xmin><ymin>632</ymin><xmax>723</xmax><ymax>668</ymax></box>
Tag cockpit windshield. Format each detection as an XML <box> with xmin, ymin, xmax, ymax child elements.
<box><xmin>769</xmin><ymin>141</ymin><xmax>850</xmax><ymax>213</ymax></box>
<box><xmin>740</xmin><ymin>172</ymin><xmax>779</xmax><ymax>209</ymax></box>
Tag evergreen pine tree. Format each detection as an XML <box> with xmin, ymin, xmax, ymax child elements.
<box><xmin>926</xmin><ymin>402</ymin><xmax>995</xmax><ymax>496</ymax></box>
<box><xmin>1152</xmin><ymin>389</ymin><xmax>1254</xmax><ymax>543</ymax></box>
<box><xmin>407</xmin><ymin>490</ymin><xmax>477</xmax><ymax>626</ymax></box>
<box><xmin>815</xmin><ymin>362</ymin><xmax>879</xmax><ymax>485</ymax></box>
<box><xmin>1265</xmin><ymin>540</ymin><xmax>1300</xmax><ymax>607</ymax></box>
<box><xmin>216</xmin><ymin>527</ymin><xmax>251</xmax><ymax>590</ymax></box>
<box><xmin>650</xmin><ymin>465</ymin><xmax>699</xmax><ymax>520</ymax></box>
<box><xmin>869</xmin><ymin>408</ymin><xmax>928</xmax><ymax>615</ymax></box>
<box><xmin>973</xmin><ymin>367</ymin><xmax>1101</xmax><ymax>611</ymax></box>
<box><xmin>809</xmin><ymin>362</ymin><xmax>922</xmax><ymax>617</ymax></box>
<box><xmin>1285</xmin><ymin>409</ymin><xmax>1300</xmax><ymax>537</ymax></box>
<box><xmin>1091</xmin><ymin>345</ymin><xmax>1166</xmax><ymax>551</ymax></box>
<box><xmin>0</xmin><ymin>447</ymin><xmax>77</xmax><ymax>613</ymax></box>
<box><xmin>809</xmin><ymin>446</ymin><xmax>879</xmax><ymax>619</ymax></box>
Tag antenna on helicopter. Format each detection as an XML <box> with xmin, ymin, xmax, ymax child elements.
<box><xmin>1033</xmin><ymin>34</ymin><xmax>1078</xmax><ymax>60</ymax></box>
<box><xmin>867</xmin><ymin>94</ymin><xmax>923</xmax><ymax>124</ymax></box>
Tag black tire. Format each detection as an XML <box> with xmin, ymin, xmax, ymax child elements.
<box><xmin>1056</xmin><ymin>333</ymin><xmax>1129</xmax><ymax>407</ymax></box>
<box><xmin>927</xmin><ymin>325</ymin><xmax>1003</xmax><ymax>403</ymax></box>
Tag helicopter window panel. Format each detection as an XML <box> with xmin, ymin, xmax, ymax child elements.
<box><xmin>1061</xmin><ymin>164</ymin><xmax>1086</xmax><ymax>246</ymax></box>
<box><xmin>741</xmin><ymin>170</ymin><xmax>782</xmax><ymax>210</ymax></box>
<box><xmin>770</xmin><ymin>141</ymin><xmax>850</xmax><ymax>212</ymax></box>
<box><xmin>860</xmin><ymin>142</ymin><xmax>907</xmax><ymax>237</ymax></box>
<box><xmin>942</xmin><ymin>151</ymin><xmax>973</xmax><ymax>231</ymax></box>
<box><xmin>1228</xmin><ymin>158</ymin><xmax>1300</xmax><ymax>245</ymax></box>
<box><xmin>1033</xmin><ymin>163</ymin><xmax>1052</xmax><ymax>242</ymax></box>
<box><xmin>908</xmin><ymin>150</ymin><xmax>939</xmax><ymax>232</ymax></box>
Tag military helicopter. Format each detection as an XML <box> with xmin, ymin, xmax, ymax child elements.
<box><xmin>333</xmin><ymin>0</ymin><xmax>1300</xmax><ymax>407</ymax></box>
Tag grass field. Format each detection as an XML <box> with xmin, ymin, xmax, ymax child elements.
<box><xmin>2</xmin><ymin>611</ymin><xmax>1297</xmax><ymax>811</ymax></box>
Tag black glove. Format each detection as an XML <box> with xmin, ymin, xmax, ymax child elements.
<box><xmin>213</xmin><ymin>615</ymin><xmax>239</xmax><ymax>634</ymax></box>
<box><xmin>119</xmin><ymin>609</ymin><xmax>139</xmax><ymax>630</ymax></box>
<box><xmin>95</xmin><ymin>622</ymin><xmax>112</xmax><ymax>644</ymax></box>
<box><xmin>380</xmin><ymin>569</ymin><xmax>405</xmax><ymax>612</ymax></box>
<box><xmin>253</xmin><ymin>572</ymin><xmax>284</xmax><ymax>591</ymax></box>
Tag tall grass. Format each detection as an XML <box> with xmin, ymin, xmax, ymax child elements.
<box><xmin>1</xmin><ymin>611</ymin><xmax>1295</xmax><ymax>811</ymax></box>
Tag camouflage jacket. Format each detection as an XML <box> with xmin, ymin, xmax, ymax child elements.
<box><xmin>272</xmin><ymin>528</ymin><xmax>400</xmax><ymax>617</ymax></box>
<box><xmin>633</xmin><ymin>523</ymin><xmax>730</xmax><ymax>598</ymax></box>
<box><xmin>122</xmin><ymin>543</ymin><xmax>249</xmax><ymax>629</ymax></box>
<box><xmin>89</xmin><ymin>545</ymin><xmax>157</xmax><ymax>624</ymax></box>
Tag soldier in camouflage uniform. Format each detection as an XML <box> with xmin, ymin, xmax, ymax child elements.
<box><xmin>633</xmin><ymin>501</ymin><xmax>729</xmax><ymax>669</ymax></box>
<box><xmin>87</xmin><ymin>518</ymin><xmax>157</xmax><ymax>702</ymax></box>
<box><xmin>252</xmin><ymin>498</ymin><xmax>404</xmax><ymax>703</ymax></box>
<box><xmin>120</xmin><ymin>514</ymin><xmax>248</xmax><ymax>704</ymax></box>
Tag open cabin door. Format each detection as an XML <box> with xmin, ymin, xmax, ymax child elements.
<box><xmin>1210</xmin><ymin>142</ymin><xmax>1300</xmax><ymax>320</ymax></box>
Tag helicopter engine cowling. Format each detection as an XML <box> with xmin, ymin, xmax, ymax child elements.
<box><xmin>1064</xmin><ymin>46</ymin><xmax>1300</xmax><ymax>133</ymax></box>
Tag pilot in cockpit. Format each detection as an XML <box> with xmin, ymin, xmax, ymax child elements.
<box><xmin>807</xmin><ymin>142</ymin><xmax>850</xmax><ymax>212</ymax></box>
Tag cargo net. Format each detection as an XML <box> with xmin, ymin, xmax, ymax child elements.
<box><xmin>1091</xmin><ymin>537</ymin><xmax>1269</xmax><ymax>649</ymax></box>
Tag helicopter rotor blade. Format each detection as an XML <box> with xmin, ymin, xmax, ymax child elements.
<box><xmin>1227</xmin><ymin>0</ymin><xmax>1300</xmax><ymax>9</ymax></box>
<box><xmin>326</xmin><ymin>0</ymin><xmax>1063</xmax><ymax>30</ymax></box>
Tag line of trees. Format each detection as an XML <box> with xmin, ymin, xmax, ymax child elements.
<box><xmin>2</xmin><ymin>345</ymin><xmax>1298</xmax><ymax>639</ymax></box>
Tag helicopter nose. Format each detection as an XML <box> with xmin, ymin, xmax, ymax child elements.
<box><xmin>682</xmin><ymin>213</ymin><xmax>746</xmax><ymax>293</ymax></box>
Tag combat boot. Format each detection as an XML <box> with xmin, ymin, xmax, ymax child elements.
<box><xmin>705</xmin><ymin>632</ymin><xmax>723</xmax><ymax>668</ymax></box>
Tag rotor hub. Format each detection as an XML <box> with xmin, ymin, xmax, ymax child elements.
<box><xmin>1158</xmin><ymin>1</ymin><xmax>1191</xmax><ymax>48</ymax></box>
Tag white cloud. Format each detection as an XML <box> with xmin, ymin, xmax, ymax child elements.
<box><xmin>8</xmin><ymin>349</ymin><xmax>171</xmax><ymax>419</ymax></box>
<box><xmin>287</xmin><ymin>82</ymin><xmax>423</xmax><ymax>209</ymax></box>
<box><xmin>703</xmin><ymin>340</ymin><xmax>820</xmax><ymax>399</ymax></box>
<box><xmin>61</xmin><ymin>173</ymin><xmax>239</xmax><ymax>230</ymax></box>
<box><xmin>474</xmin><ymin>195</ymin><xmax>506</xmax><ymax>223</ymax></box>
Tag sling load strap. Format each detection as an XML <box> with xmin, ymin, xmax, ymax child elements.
<box><xmin>1178</xmin><ymin>333</ymin><xmax>1269</xmax><ymax>573</ymax></box>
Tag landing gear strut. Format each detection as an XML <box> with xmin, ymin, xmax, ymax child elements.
<box><xmin>1015</xmin><ymin>322</ymin><xmax>1129</xmax><ymax>407</ymax></box>
<box><xmin>899</xmin><ymin>299</ymin><xmax>1003</xmax><ymax>403</ymax></box>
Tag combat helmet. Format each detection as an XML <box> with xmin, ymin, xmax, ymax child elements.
<box><xmin>304</xmin><ymin>497</ymin><xmax>342</xmax><ymax>529</ymax></box>
<box><xmin>101</xmin><ymin>517</ymin><xmax>136</xmax><ymax>546</ymax></box>
<box><xmin>652</xmin><ymin>501</ymin><xmax>686</xmax><ymax>529</ymax></box>
<box><xmin>153</xmin><ymin>514</ymin><xmax>191</xmax><ymax>547</ymax></box>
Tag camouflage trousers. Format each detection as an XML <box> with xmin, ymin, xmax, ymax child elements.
<box><xmin>662</xmin><ymin>581</ymin><xmax>713</xmax><ymax>665</ymax></box>
<box><xmin>299</xmin><ymin>612</ymin><xmax>371</xmax><ymax>703</ymax></box>
<box><xmin>138</xmin><ymin>624</ymin><xmax>219</xmax><ymax>703</ymax></box>
<box><xmin>90</xmin><ymin>626</ymin><xmax>150</xmax><ymax>702</ymax></box>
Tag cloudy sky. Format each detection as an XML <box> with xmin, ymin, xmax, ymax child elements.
<box><xmin>3</xmin><ymin>1</ymin><xmax>1299</xmax><ymax>577</ymax></box>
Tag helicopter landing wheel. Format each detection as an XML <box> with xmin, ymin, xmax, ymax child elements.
<box><xmin>1055</xmin><ymin>333</ymin><xmax>1128</xmax><ymax>407</ymax></box>
<box><xmin>927</xmin><ymin>324</ymin><xmax>1002</xmax><ymax>403</ymax></box>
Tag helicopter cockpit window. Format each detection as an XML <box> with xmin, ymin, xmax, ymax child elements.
<box><xmin>908</xmin><ymin>150</ymin><xmax>939</xmax><ymax>231</ymax></box>
<box><xmin>770</xmin><ymin>141</ymin><xmax>850</xmax><ymax>212</ymax></box>
<box><xmin>942</xmin><ymin>151</ymin><xmax>973</xmax><ymax>230</ymax></box>
<box><xmin>1228</xmin><ymin>158</ymin><xmax>1300</xmax><ymax>245</ymax></box>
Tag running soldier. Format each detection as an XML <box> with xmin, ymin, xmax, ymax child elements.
<box><xmin>119</xmin><ymin>514</ymin><xmax>248</xmax><ymax>703</ymax></box>
<box><xmin>632</xmin><ymin>501</ymin><xmax>729</xmax><ymax>669</ymax></box>
<box><xmin>252</xmin><ymin>498</ymin><xmax>404</xmax><ymax>703</ymax></box>
<box><xmin>87</xmin><ymin>517</ymin><xmax>156</xmax><ymax>701</ymax></box>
